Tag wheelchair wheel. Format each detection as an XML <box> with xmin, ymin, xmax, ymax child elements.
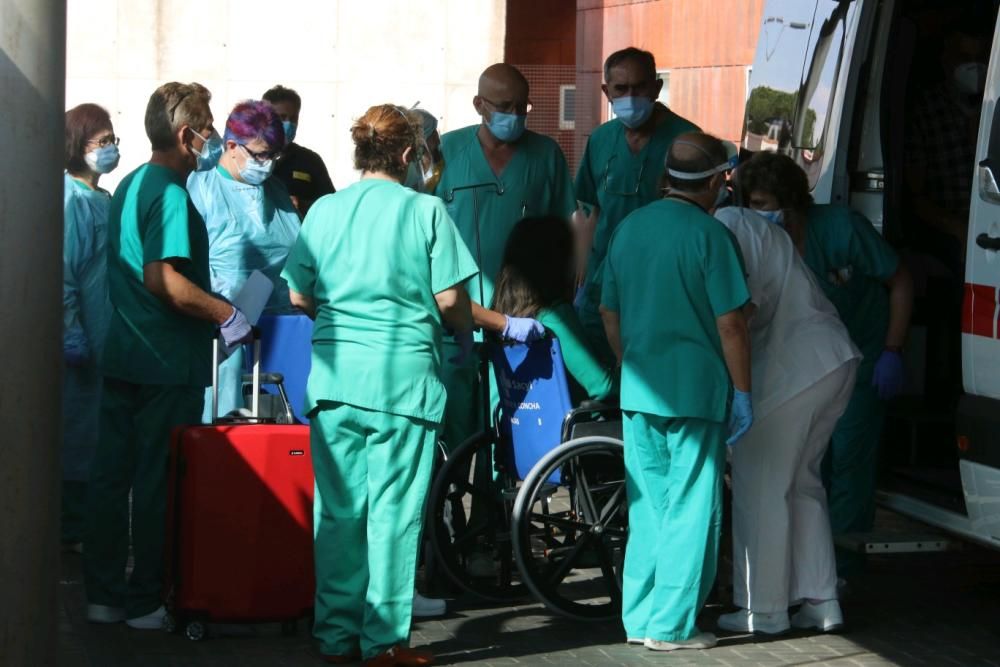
<box><xmin>427</xmin><ymin>431</ymin><xmax>526</xmax><ymax>602</ymax></box>
<box><xmin>511</xmin><ymin>436</ymin><xmax>627</xmax><ymax>621</ymax></box>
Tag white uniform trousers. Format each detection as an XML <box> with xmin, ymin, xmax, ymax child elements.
<box><xmin>731</xmin><ymin>359</ymin><xmax>858</xmax><ymax>612</ymax></box>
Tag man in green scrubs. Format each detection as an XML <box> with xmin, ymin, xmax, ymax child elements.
<box><xmin>739</xmin><ymin>152</ymin><xmax>913</xmax><ymax>578</ymax></box>
<box><xmin>84</xmin><ymin>83</ymin><xmax>254</xmax><ymax>630</ymax></box>
<box><xmin>282</xmin><ymin>103</ymin><xmax>477</xmax><ymax>664</ymax></box>
<box><xmin>434</xmin><ymin>63</ymin><xmax>576</xmax><ymax>451</ymax></box>
<box><xmin>601</xmin><ymin>133</ymin><xmax>752</xmax><ymax>651</ymax></box>
<box><xmin>576</xmin><ymin>47</ymin><xmax>700</xmax><ymax>353</ymax></box>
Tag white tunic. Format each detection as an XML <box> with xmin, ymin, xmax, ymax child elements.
<box><xmin>714</xmin><ymin>207</ymin><xmax>861</xmax><ymax>419</ymax></box>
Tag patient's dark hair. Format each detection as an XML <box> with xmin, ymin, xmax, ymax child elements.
<box><xmin>492</xmin><ymin>216</ymin><xmax>575</xmax><ymax>318</ymax></box>
<box><xmin>735</xmin><ymin>151</ymin><xmax>814</xmax><ymax>213</ymax></box>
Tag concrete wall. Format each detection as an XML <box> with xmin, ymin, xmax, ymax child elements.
<box><xmin>65</xmin><ymin>0</ymin><xmax>507</xmax><ymax>193</ymax></box>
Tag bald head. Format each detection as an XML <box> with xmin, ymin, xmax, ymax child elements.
<box><xmin>664</xmin><ymin>131</ymin><xmax>730</xmax><ymax>204</ymax></box>
<box><xmin>479</xmin><ymin>64</ymin><xmax>529</xmax><ymax>100</ymax></box>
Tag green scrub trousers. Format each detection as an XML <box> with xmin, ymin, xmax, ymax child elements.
<box><xmin>311</xmin><ymin>402</ymin><xmax>438</xmax><ymax>659</ymax></box>
<box><xmin>824</xmin><ymin>377</ymin><xmax>885</xmax><ymax>575</ymax></box>
<box><xmin>621</xmin><ymin>411</ymin><xmax>726</xmax><ymax>642</ymax></box>
<box><xmin>83</xmin><ymin>378</ymin><xmax>203</xmax><ymax>617</ymax></box>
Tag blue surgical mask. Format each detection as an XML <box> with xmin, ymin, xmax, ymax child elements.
<box><xmin>84</xmin><ymin>144</ymin><xmax>120</xmax><ymax>174</ymax></box>
<box><xmin>192</xmin><ymin>130</ymin><xmax>224</xmax><ymax>172</ymax></box>
<box><xmin>755</xmin><ymin>208</ymin><xmax>785</xmax><ymax>226</ymax></box>
<box><xmin>238</xmin><ymin>146</ymin><xmax>274</xmax><ymax>185</ymax></box>
<box><xmin>282</xmin><ymin>120</ymin><xmax>297</xmax><ymax>145</ymax></box>
<box><xmin>612</xmin><ymin>96</ymin><xmax>655</xmax><ymax>129</ymax></box>
<box><xmin>486</xmin><ymin>111</ymin><xmax>526</xmax><ymax>143</ymax></box>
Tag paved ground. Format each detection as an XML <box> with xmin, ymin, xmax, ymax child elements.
<box><xmin>58</xmin><ymin>509</ymin><xmax>1000</xmax><ymax>667</ymax></box>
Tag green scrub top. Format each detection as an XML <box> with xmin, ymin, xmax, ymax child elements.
<box><xmin>803</xmin><ymin>204</ymin><xmax>899</xmax><ymax>381</ymax></box>
<box><xmin>434</xmin><ymin>125</ymin><xmax>576</xmax><ymax>310</ymax></box>
<box><xmin>601</xmin><ymin>198</ymin><xmax>749</xmax><ymax>422</ymax></box>
<box><xmin>103</xmin><ymin>163</ymin><xmax>214</xmax><ymax>387</ymax></box>
<box><xmin>575</xmin><ymin>108</ymin><xmax>700</xmax><ymax>284</ymax></box>
<box><xmin>537</xmin><ymin>302</ymin><xmax>618</xmax><ymax>403</ymax></box>
<box><xmin>281</xmin><ymin>179</ymin><xmax>478</xmax><ymax>424</ymax></box>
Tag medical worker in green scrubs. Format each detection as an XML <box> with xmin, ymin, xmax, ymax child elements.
<box><xmin>434</xmin><ymin>62</ymin><xmax>576</xmax><ymax>451</ymax></box>
<box><xmin>282</xmin><ymin>105</ymin><xmax>476</xmax><ymax>667</ymax></box>
<box><xmin>61</xmin><ymin>103</ymin><xmax>118</xmax><ymax>550</ymax></box>
<box><xmin>601</xmin><ymin>133</ymin><xmax>753</xmax><ymax>652</ymax></box>
<box><xmin>84</xmin><ymin>83</ymin><xmax>254</xmax><ymax>630</ymax></box>
<box><xmin>738</xmin><ymin>152</ymin><xmax>914</xmax><ymax>581</ymax></box>
<box><xmin>575</xmin><ymin>47</ymin><xmax>700</xmax><ymax>353</ymax></box>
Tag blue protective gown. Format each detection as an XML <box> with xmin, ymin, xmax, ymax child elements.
<box><xmin>187</xmin><ymin>166</ymin><xmax>301</xmax><ymax>421</ymax></box>
<box><xmin>62</xmin><ymin>173</ymin><xmax>112</xmax><ymax>481</ymax></box>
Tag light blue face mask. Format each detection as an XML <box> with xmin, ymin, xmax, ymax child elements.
<box><xmin>486</xmin><ymin>111</ymin><xmax>526</xmax><ymax>143</ymax></box>
<box><xmin>238</xmin><ymin>146</ymin><xmax>274</xmax><ymax>185</ymax></box>
<box><xmin>192</xmin><ymin>130</ymin><xmax>224</xmax><ymax>172</ymax></box>
<box><xmin>85</xmin><ymin>144</ymin><xmax>120</xmax><ymax>174</ymax></box>
<box><xmin>754</xmin><ymin>208</ymin><xmax>785</xmax><ymax>226</ymax></box>
<box><xmin>612</xmin><ymin>96</ymin><xmax>655</xmax><ymax>129</ymax></box>
<box><xmin>282</xmin><ymin>120</ymin><xmax>297</xmax><ymax>145</ymax></box>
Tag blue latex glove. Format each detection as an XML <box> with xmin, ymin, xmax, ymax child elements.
<box><xmin>503</xmin><ymin>316</ymin><xmax>545</xmax><ymax>344</ymax></box>
<box><xmin>727</xmin><ymin>390</ymin><xmax>753</xmax><ymax>446</ymax></box>
<box><xmin>220</xmin><ymin>307</ymin><xmax>253</xmax><ymax>347</ymax></box>
<box><xmin>449</xmin><ymin>329</ymin><xmax>475</xmax><ymax>365</ymax></box>
<box><xmin>872</xmin><ymin>349</ymin><xmax>905</xmax><ymax>400</ymax></box>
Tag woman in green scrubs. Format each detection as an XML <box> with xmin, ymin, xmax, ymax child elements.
<box><xmin>282</xmin><ymin>105</ymin><xmax>477</xmax><ymax>667</ymax></box>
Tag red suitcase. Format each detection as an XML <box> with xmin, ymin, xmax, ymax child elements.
<box><xmin>165</xmin><ymin>334</ymin><xmax>314</xmax><ymax>641</ymax></box>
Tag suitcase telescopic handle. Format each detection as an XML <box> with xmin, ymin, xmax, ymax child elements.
<box><xmin>212</xmin><ymin>327</ymin><xmax>262</xmax><ymax>423</ymax></box>
<box><xmin>240</xmin><ymin>372</ymin><xmax>295</xmax><ymax>424</ymax></box>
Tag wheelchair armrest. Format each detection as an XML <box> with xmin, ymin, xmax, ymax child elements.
<box><xmin>561</xmin><ymin>401</ymin><xmax>622</xmax><ymax>443</ymax></box>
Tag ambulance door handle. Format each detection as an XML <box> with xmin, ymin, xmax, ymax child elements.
<box><xmin>978</xmin><ymin>159</ymin><xmax>1000</xmax><ymax>204</ymax></box>
<box><xmin>976</xmin><ymin>233</ymin><xmax>1000</xmax><ymax>251</ymax></box>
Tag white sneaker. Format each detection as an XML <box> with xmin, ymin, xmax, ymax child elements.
<box><xmin>412</xmin><ymin>591</ymin><xmax>446</xmax><ymax>618</ymax></box>
<box><xmin>645</xmin><ymin>632</ymin><xmax>717</xmax><ymax>651</ymax></box>
<box><xmin>791</xmin><ymin>599</ymin><xmax>844</xmax><ymax>633</ymax></box>
<box><xmin>125</xmin><ymin>605</ymin><xmax>167</xmax><ymax>630</ymax></box>
<box><xmin>86</xmin><ymin>604</ymin><xmax>125</xmax><ymax>624</ymax></box>
<box><xmin>717</xmin><ymin>608</ymin><xmax>790</xmax><ymax>635</ymax></box>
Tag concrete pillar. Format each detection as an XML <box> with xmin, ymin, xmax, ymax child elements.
<box><xmin>0</xmin><ymin>1</ymin><xmax>67</xmax><ymax>665</ymax></box>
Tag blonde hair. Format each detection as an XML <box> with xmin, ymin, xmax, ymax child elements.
<box><xmin>351</xmin><ymin>104</ymin><xmax>422</xmax><ymax>179</ymax></box>
<box><xmin>145</xmin><ymin>82</ymin><xmax>213</xmax><ymax>150</ymax></box>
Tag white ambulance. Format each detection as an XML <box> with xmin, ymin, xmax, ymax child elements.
<box><xmin>744</xmin><ymin>0</ymin><xmax>1000</xmax><ymax>548</ymax></box>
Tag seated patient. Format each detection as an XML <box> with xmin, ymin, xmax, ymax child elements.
<box><xmin>492</xmin><ymin>216</ymin><xmax>618</xmax><ymax>403</ymax></box>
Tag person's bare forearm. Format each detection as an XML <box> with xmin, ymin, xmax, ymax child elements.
<box><xmin>600</xmin><ymin>306</ymin><xmax>623</xmax><ymax>365</ymax></box>
<box><xmin>472</xmin><ymin>302</ymin><xmax>507</xmax><ymax>333</ymax></box>
<box><xmin>144</xmin><ymin>260</ymin><xmax>232</xmax><ymax>324</ymax></box>
<box><xmin>717</xmin><ymin>310</ymin><xmax>751</xmax><ymax>393</ymax></box>
<box><xmin>885</xmin><ymin>264</ymin><xmax>914</xmax><ymax>348</ymax></box>
<box><xmin>289</xmin><ymin>289</ymin><xmax>317</xmax><ymax>320</ymax></box>
<box><xmin>436</xmin><ymin>285</ymin><xmax>474</xmax><ymax>333</ymax></box>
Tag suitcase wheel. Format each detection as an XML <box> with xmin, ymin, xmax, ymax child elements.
<box><xmin>184</xmin><ymin>620</ymin><xmax>207</xmax><ymax>642</ymax></box>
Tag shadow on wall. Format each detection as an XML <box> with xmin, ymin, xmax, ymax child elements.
<box><xmin>0</xmin><ymin>5</ymin><xmax>68</xmax><ymax>664</ymax></box>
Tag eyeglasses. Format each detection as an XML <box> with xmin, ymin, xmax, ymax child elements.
<box><xmin>601</xmin><ymin>155</ymin><xmax>645</xmax><ymax>197</ymax></box>
<box><xmin>240</xmin><ymin>143</ymin><xmax>281</xmax><ymax>163</ymax></box>
<box><xmin>480</xmin><ymin>96</ymin><xmax>533</xmax><ymax>115</ymax></box>
<box><xmin>88</xmin><ymin>134</ymin><xmax>119</xmax><ymax>148</ymax></box>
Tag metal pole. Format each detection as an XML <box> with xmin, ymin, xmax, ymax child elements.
<box><xmin>0</xmin><ymin>1</ymin><xmax>67</xmax><ymax>665</ymax></box>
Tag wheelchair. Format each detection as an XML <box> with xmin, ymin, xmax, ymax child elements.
<box><xmin>427</xmin><ymin>336</ymin><xmax>628</xmax><ymax>621</ymax></box>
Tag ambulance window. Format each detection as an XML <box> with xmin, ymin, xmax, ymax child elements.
<box><xmin>744</xmin><ymin>1</ymin><xmax>816</xmax><ymax>155</ymax></box>
<box><xmin>794</xmin><ymin>0</ymin><xmax>859</xmax><ymax>186</ymax></box>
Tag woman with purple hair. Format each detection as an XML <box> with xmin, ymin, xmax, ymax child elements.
<box><xmin>187</xmin><ymin>99</ymin><xmax>301</xmax><ymax>420</ymax></box>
